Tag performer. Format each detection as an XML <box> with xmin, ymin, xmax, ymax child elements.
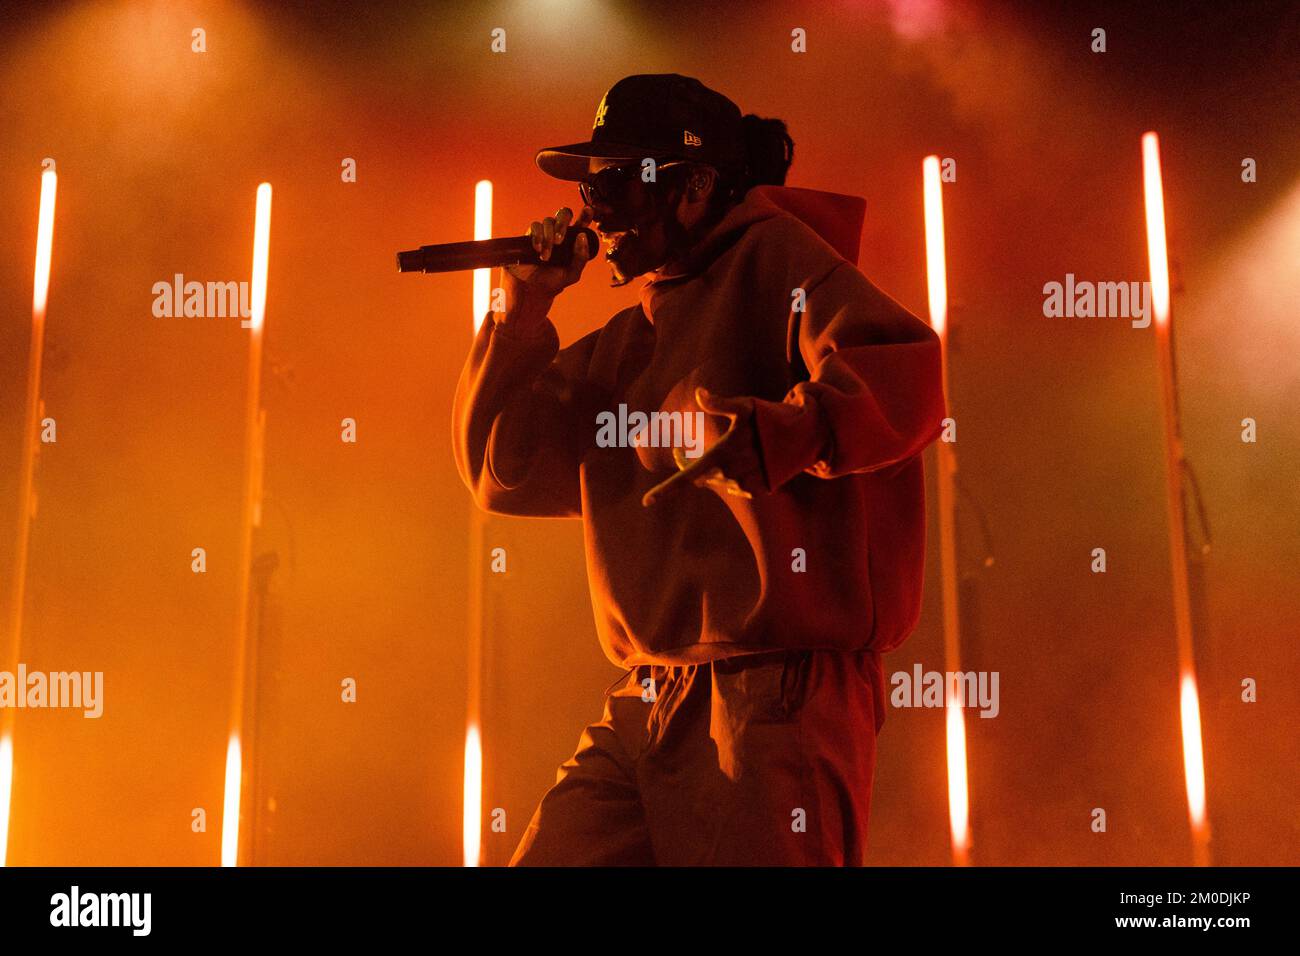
<box><xmin>452</xmin><ymin>73</ymin><xmax>945</xmax><ymax>865</ymax></box>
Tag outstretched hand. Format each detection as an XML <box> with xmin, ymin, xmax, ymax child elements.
<box><xmin>641</xmin><ymin>387</ymin><xmax>767</xmax><ymax>508</ymax></box>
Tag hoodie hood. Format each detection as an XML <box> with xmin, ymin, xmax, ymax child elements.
<box><xmin>746</xmin><ymin>185</ymin><xmax>866</xmax><ymax>265</ymax></box>
<box><xmin>638</xmin><ymin>185</ymin><xmax>867</xmax><ymax>314</ymax></box>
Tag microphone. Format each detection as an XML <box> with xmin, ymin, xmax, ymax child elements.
<box><xmin>396</xmin><ymin>227</ymin><xmax>598</xmax><ymax>274</ymax></box>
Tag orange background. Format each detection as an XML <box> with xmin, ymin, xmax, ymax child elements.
<box><xmin>0</xmin><ymin>0</ymin><xmax>1296</xmax><ymax>865</ymax></box>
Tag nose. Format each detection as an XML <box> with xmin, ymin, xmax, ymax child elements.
<box><xmin>591</xmin><ymin>205</ymin><xmax>622</xmax><ymax>232</ymax></box>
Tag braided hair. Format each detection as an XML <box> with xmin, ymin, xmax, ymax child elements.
<box><xmin>656</xmin><ymin>114</ymin><xmax>794</xmax><ymax>210</ymax></box>
<box><xmin>735</xmin><ymin>114</ymin><xmax>795</xmax><ymax>193</ymax></box>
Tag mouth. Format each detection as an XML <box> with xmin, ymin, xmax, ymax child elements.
<box><xmin>597</xmin><ymin>226</ymin><xmax>638</xmax><ymax>259</ymax></box>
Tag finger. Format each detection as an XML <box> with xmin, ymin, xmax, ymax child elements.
<box><xmin>642</xmin><ymin>466</ymin><xmax>700</xmax><ymax>507</ymax></box>
<box><xmin>642</xmin><ymin>442</ymin><xmax>728</xmax><ymax>506</ymax></box>
<box><xmin>659</xmin><ymin>450</ymin><xmax>719</xmax><ymax>490</ymax></box>
<box><xmin>540</xmin><ymin>218</ymin><xmax>555</xmax><ymax>260</ymax></box>
<box><xmin>528</xmin><ymin>221</ymin><xmax>543</xmax><ymax>254</ymax></box>
<box><xmin>723</xmin><ymin>482</ymin><xmax>754</xmax><ymax>498</ymax></box>
<box><xmin>700</xmin><ymin>471</ymin><xmax>753</xmax><ymax>499</ymax></box>
<box><xmin>695</xmin><ymin>386</ymin><xmax>747</xmax><ymax>418</ymax></box>
<box><xmin>677</xmin><ymin>442</ymin><xmax>727</xmax><ymax>477</ymax></box>
<box><xmin>566</xmin><ymin>232</ymin><xmax>590</xmax><ymax>279</ymax></box>
<box><xmin>554</xmin><ymin>207</ymin><xmax>572</xmax><ymax>243</ymax></box>
<box><xmin>695</xmin><ymin>468</ymin><xmax>726</xmax><ymax>489</ymax></box>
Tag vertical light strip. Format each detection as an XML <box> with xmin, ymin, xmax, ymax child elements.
<box><xmin>33</xmin><ymin>169</ymin><xmax>58</xmax><ymax>316</ymax></box>
<box><xmin>0</xmin><ymin>736</ymin><xmax>12</xmax><ymax>868</ymax></box>
<box><xmin>3</xmin><ymin>168</ymin><xmax>59</xmax><ymax>866</ymax></box>
<box><xmin>464</xmin><ymin>181</ymin><xmax>492</xmax><ymax>866</ymax></box>
<box><xmin>1141</xmin><ymin>133</ymin><xmax>1171</xmax><ymax>327</ymax></box>
<box><xmin>472</xmin><ymin>180</ymin><xmax>493</xmax><ymax>333</ymax></box>
<box><xmin>922</xmin><ymin>156</ymin><xmax>948</xmax><ymax>338</ymax></box>
<box><xmin>923</xmin><ymin>154</ymin><xmax>970</xmax><ymax>865</ymax></box>
<box><xmin>1180</xmin><ymin>673</ymin><xmax>1208</xmax><ymax>831</ymax></box>
<box><xmin>944</xmin><ymin>697</ymin><xmax>970</xmax><ymax>864</ymax></box>
<box><xmin>1142</xmin><ymin>132</ymin><xmax>1210</xmax><ymax>865</ymax></box>
<box><xmin>248</xmin><ymin>183</ymin><xmax>273</xmax><ymax>332</ymax></box>
<box><xmin>220</xmin><ymin>736</ymin><xmax>242</xmax><ymax>867</ymax></box>
<box><xmin>223</xmin><ymin>182</ymin><xmax>273</xmax><ymax>867</ymax></box>
<box><xmin>462</xmin><ymin>724</ymin><xmax>482</xmax><ymax>868</ymax></box>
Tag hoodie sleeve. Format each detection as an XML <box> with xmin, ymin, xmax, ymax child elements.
<box><xmin>452</xmin><ymin>313</ymin><xmax>600</xmax><ymax>518</ymax></box>
<box><xmin>749</xmin><ymin>261</ymin><xmax>946</xmax><ymax>492</ymax></box>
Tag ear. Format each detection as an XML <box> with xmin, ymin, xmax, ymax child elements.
<box><xmin>686</xmin><ymin>165</ymin><xmax>718</xmax><ymax>203</ymax></box>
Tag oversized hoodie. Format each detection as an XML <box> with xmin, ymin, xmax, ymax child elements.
<box><xmin>453</xmin><ymin>185</ymin><xmax>946</xmax><ymax>671</ymax></box>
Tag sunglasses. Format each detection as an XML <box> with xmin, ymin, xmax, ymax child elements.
<box><xmin>578</xmin><ymin>160</ymin><xmax>689</xmax><ymax>207</ymax></box>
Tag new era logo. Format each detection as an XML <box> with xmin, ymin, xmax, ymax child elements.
<box><xmin>683</xmin><ymin>130</ymin><xmax>702</xmax><ymax>147</ymax></box>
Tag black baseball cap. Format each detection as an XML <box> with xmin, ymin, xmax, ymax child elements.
<box><xmin>535</xmin><ymin>73</ymin><xmax>746</xmax><ymax>182</ymax></box>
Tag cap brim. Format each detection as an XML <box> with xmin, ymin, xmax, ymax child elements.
<box><xmin>535</xmin><ymin>140</ymin><xmax>652</xmax><ymax>181</ymax></box>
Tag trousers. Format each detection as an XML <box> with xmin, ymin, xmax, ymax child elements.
<box><xmin>509</xmin><ymin>647</ymin><xmax>886</xmax><ymax>866</ymax></box>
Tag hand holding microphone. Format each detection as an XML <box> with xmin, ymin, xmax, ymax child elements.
<box><xmin>397</xmin><ymin>204</ymin><xmax>594</xmax><ymax>335</ymax></box>
<box><xmin>505</xmin><ymin>204</ymin><xmax>594</xmax><ymax>295</ymax></box>
<box><xmin>497</xmin><ymin>204</ymin><xmax>593</xmax><ymax>335</ymax></box>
